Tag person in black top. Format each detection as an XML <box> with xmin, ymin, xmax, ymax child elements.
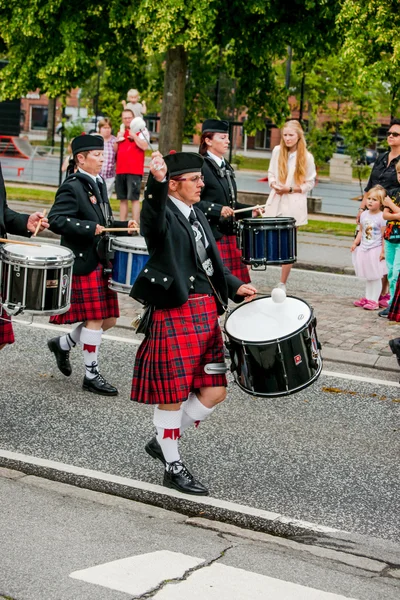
<box><xmin>130</xmin><ymin>150</ymin><xmax>257</xmax><ymax>496</ymax></box>
<box><xmin>0</xmin><ymin>162</ymin><xmax>49</xmax><ymax>350</ymax></box>
<box><xmin>197</xmin><ymin>119</ymin><xmax>260</xmax><ymax>282</ymax></box>
<box><xmin>359</xmin><ymin>119</ymin><xmax>400</xmax><ymax>222</ymax></box>
<box><xmin>47</xmin><ymin>135</ymin><xmax>136</xmax><ymax>396</ymax></box>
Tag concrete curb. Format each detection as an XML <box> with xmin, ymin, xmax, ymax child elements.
<box><xmin>2</xmin><ymin>450</ymin><xmax>400</xmax><ymax>567</ymax></box>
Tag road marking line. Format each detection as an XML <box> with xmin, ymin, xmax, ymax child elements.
<box><xmin>70</xmin><ymin>551</ymin><xmax>204</xmax><ymax>596</ymax></box>
<box><xmin>70</xmin><ymin>551</ymin><xmax>357</xmax><ymax>599</ymax></box>
<box><xmin>0</xmin><ymin>448</ymin><xmax>339</xmax><ymax>535</ymax></box>
<box><xmin>14</xmin><ymin>322</ymin><xmax>399</xmax><ymax>385</ymax></box>
<box><xmin>16</xmin><ymin>321</ymin><xmax>141</xmax><ymax>345</ymax></box>
<box><xmin>323</xmin><ymin>370</ymin><xmax>399</xmax><ymax>388</ymax></box>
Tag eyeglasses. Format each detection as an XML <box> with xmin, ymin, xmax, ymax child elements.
<box><xmin>174</xmin><ymin>175</ymin><xmax>205</xmax><ymax>183</ymax></box>
<box><xmin>387</xmin><ymin>131</ymin><xmax>400</xmax><ymax>137</ymax></box>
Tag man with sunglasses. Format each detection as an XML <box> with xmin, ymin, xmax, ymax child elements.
<box><xmin>129</xmin><ymin>151</ymin><xmax>256</xmax><ymax>496</ymax></box>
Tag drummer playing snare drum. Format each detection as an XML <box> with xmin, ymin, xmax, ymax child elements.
<box><xmin>46</xmin><ymin>134</ymin><xmax>137</xmax><ymax>396</ymax></box>
<box><xmin>129</xmin><ymin>150</ymin><xmax>257</xmax><ymax>496</ymax></box>
<box><xmin>0</xmin><ymin>161</ymin><xmax>49</xmax><ymax>351</ymax></box>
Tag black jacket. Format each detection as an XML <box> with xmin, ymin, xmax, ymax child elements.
<box><xmin>130</xmin><ymin>175</ymin><xmax>244</xmax><ymax>313</ymax></box>
<box><xmin>48</xmin><ymin>173</ymin><xmax>128</xmax><ymax>276</ymax></box>
<box><xmin>0</xmin><ymin>164</ymin><xmax>30</xmax><ymax>238</ymax></box>
<box><xmin>197</xmin><ymin>156</ymin><xmax>253</xmax><ymax>240</ymax></box>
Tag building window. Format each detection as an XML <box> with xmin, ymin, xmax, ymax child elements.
<box><xmin>254</xmin><ymin>122</ymin><xmax>273</xmax><ymax>149</ymax></box>
<box><xmin>30</xmin><ymin>106</ymin><xmax>48</xmax><ymax>130</ymax></box>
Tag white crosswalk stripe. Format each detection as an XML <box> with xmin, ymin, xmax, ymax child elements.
<box><xmin>70</xmin><ymin>550</ymin><xmax>358</xmax><ymax>599</ymax></box>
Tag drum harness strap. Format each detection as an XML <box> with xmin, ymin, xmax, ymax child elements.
<box><xmin>205</xmin><ymin>155</ymin><xmax>236</xmax><ymax>207</ymax></box>
<box><xmin>189</xmin><ymin>211</ymin><xmax>229</xmax><ymax>314</ymax></box>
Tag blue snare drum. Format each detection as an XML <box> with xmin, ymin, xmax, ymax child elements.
<box><xmin>238</xmin><ymin>217</ymin><xmax>297</xmax><ymax>267</ymax></box>
<box><xmin>109</xmin><ymin>236</ymin><xmax>149</xmax><ymax>293</ymax></box>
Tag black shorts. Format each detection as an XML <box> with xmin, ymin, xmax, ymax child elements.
<box><xmin>115</xmin><ymin>174</ymin><xmax>142</xmax><ymax>201</ymax></box>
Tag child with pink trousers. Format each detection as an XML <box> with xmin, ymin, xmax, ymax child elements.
<box><xmin>352</xmin><ymin>185</ymin><xmax>388</xmax><ymax>310</ymax></box>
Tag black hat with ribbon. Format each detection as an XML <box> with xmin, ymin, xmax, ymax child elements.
<box><xmin>163</xmin><ymin>151</ymin><xmax>204</xmax><ymax>177</ymax></box>
<box><xmin>201</xmin><ymin>119</ymin><xmax>229</xmax><ymax>134</ymax></box>
<box><xmin>71</xmin><ymin>134</ymin><xmax>104</xmax><ymax>155</ymax></box>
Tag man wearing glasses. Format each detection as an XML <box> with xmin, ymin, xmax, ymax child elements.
<box><xmin>129</xmin><ymin>151</ymin><xmax>256</xmax><ymax>496</ymax></box>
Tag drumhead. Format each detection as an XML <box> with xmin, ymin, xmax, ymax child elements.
<box><xmin>1</xmin><ymin>243</ymin><xmax>73</xmax><ymax>265</ymax></box>
<box><xmin>111</xmin><ymin>235</ymin><xmax>148</xmax><ymax>253</ymax></box>
<box><xmin>225</xmin><ymin>295</ymin><xmax>312</xmax><ymax>342</ymax></box>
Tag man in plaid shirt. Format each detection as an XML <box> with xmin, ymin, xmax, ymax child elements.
<box><xmin>99</xmin><ymin>118</ymin><xmax>117</xmax><ymax>199</ymax></box>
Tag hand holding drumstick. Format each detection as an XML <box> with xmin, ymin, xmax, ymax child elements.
<box><xmin>29</xmin><ymin>210</ymin><xmax>49</xmax><ymax>236</ymax></box>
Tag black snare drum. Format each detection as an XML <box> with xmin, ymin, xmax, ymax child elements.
<box><xmin>238</xmin><ymin>217</ymin><xmax>296</xmax><ymax>266</ymax></box>
<box><xmin>224</xmin><ymin>294</ymin><xmax>322</xmax><ymax>397</ymax></box>
<box><xmin>0</xmin><ymin>243</ymin><xmax>74</xmax><ymax>315</ymax></box>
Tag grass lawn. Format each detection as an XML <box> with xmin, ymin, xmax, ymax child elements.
<box><xmin>301</xmin><ymin>220</ymin><xmax>355</xmax><ymax>237</ymax></box>
<box><xmin>233</xmin><ymin>156</ymin><xmax>270</xmax><ymax>171</ymax></box>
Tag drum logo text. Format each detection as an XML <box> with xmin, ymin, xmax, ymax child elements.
<box><xmin>46</xmin><ymin>280</ymin><xmax>59</xmax><ymax>289</ymax></box>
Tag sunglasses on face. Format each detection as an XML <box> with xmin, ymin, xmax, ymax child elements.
<box><xmin>387</xmin><ymin>131</ymin><xmax>400</xmax><ymax>137</ymax></box>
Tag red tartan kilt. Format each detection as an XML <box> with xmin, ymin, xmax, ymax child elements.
<box><xmin>216</xmin><ymin>235</ymin><xmax>251</xmax><ymax>283</ymax></box>
<box><xmin>50</xmin><ymin>264</ymin><xmax>119</xmax><ymax>324</ymax></box>
<box><xmin>131</xmin><ymin>294</ymin><xmax>227</xmax><ymax>404</ymax></box>
<box><xmin>0</xmin><ymin>311</ymin><xmax>15</xmax><ymax>345</ymax></box>
<box><xmin>389</xmin><ymin>274</ymin><xmax>400</xmax><ymax>322</ymax></box>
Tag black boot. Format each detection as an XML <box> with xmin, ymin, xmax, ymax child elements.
<box><xmin>82</xmin><ymin>373</ymin><xmax>118</xmax><ymax>396</ymax></box>
<box><xmin>389</xmin><ymin>338</ymin><xmax>400</xmax><ymax>367</ymax></box>
<box><xmin>163</xmin><ymin>461</ymin><xmax>209</xmax><ymax>496</ymax></box>
<box><xmin>47</xmin><ymin>337</ymin><xmax>72</xmax><ymax>376</ymax></box>
<box><xmin>145</xmin><ymin>437</ymin><xmax>166</xmax><ymax>465</ymax></box>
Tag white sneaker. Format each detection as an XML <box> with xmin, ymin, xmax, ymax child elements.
<box><xmin>275</xmin><ymin>282</ymin><xmax>287</xmax><ymax>293</ymax></box>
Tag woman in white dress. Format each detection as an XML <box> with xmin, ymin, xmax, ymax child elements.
<box><xmin>264</xmin><ymin>120</ymin><xmax>316</xmax><ymax>290</ymax></box>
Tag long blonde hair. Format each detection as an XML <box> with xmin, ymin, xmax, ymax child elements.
<box><xmin>278</xmin><ymin>120</ymin><xmax>307</xmax><ymax>185</ymax></box>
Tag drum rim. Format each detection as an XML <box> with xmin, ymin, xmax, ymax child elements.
<box><xmin>0</xmin><ymin>243</ymin><xmax>74</xmax><ymax>266</ymax></box>
<box><xmin>240</xmin><ymin>217</ymin><xmax>296</xmax><ymax>225</ymax></box>
<box><xmin>224</xmin><ymin>294</ymin><xmax>314</xmax><ymax>344</ymax></box>
<box><xmin>111</xmin><ymin>236</ymin><xmax>148</xmax><ymax>252</ymax></box>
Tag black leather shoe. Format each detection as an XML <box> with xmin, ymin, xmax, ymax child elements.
<box><xmin>378</xmin><ymin>307</ymin><xmax>390</xmax><ymax>318</ymax></box>
<box><xmin>389</xmin><ymin>338</ymin><xmax>400</xmax><ymax>367</ymax></box>
<box><xmin>47</xmin><ymin>337</ymin><xmax>72</xmax><ymax>376</ymax></box>
<box><xmin>82</xmin><ymin>373</ymin><xmax>118</xmax><ymax>396</ymax></box>
<box><xmin>163</xmin><ymin>462</ymin><xmax>209</xmax><ymax>496</ymax></box>
<box><xmin>145</xmin><ymin>437</ymin><xmax>166</xmax><ymax>465</ymax></box>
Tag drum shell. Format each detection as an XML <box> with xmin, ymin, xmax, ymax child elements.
<box><xmin>239</xmin><ymin>217</ymin><xmax>297</xmax><ymax>265</ymax></box>
<box><xmin>109</xmin><ymin>236</ymin><xmax>149</xmax><ymax>294</ymax></box>
<box><xmin>224</xmin><ymin>296</ymin><xmax>322</xmax><ymax>397</ymax></box>
<box><xmin>0</xmin><ymin>244</ymin><xmax>74</xmax><ymax>315</ymax></box>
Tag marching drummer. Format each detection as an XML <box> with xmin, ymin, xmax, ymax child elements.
<box><xmin>130</xmin><ymin>151</ymin><xmax>257</xmax><ymax>495</ymax></box>
<box><xmin>0</xmin><ymin>162</ymin><xmax>49</xmax><ymax>350</ymax></box>
<box><xmin>197</xmin><ymin>119</ymin><xmax>262</xmax><ymax>280</ymax></box>
<box><xmin>47</xmin><ymin>134</ymin><xmax>136</xmax><ymax>396</ymax></box>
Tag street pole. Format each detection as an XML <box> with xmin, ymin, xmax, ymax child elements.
<box><xmin>94</xmin><ymin>68</ymin><xmax>100</xmax><ymax>131</ymax></box>
<box><xmin>285</xmin><ymin>46</ymin><xmax>292</xmax><ymax>90</ymax></box>
<box><xmin>59</xmin><ymin>106</ymin><xmax>66</xmax><ymax>186</ymax></box>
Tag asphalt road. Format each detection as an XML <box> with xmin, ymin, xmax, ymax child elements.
<box><xmin>1</xmin><ymin>471</ymin><xmax>399</xmax><ymax>600</ymax></box>
<box><xmin>1</xmin><ymin>319</ymin><xmax>399</xmax><ymax>542</ymax></box>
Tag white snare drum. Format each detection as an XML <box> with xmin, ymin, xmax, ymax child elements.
<box><xmin>109</xmin><ymin>235</ymin><xmax>149</xmax><ymax>294</ymax></box>
<box><xmin>224</xmin><ymin>294</ymin><xmax>322</xmax><ymax>397</ymax></box>
<box><xmin>0</xmin><ymin>243</ymin><xmax>74</xmax><ymax>316</ymax></box>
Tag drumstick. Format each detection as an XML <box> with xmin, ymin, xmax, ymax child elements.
<box><xmin>233</xmin><ymin>204</ymin><xmax>263</xmax><ymax>214</ymax></box>
<box><xmin>103</xmin><ymin>227</ymin><xmax>140</xmax><ymax>232</ymax></box>
<box><xmin>33</xmin><ymin>209</ymin><xmax>47</xmax><ymax>237</ymax></box>
<box><xmin>0</xmin><ymin>238</ymin><xmax>42</xmax><ymax>247</ymax></box>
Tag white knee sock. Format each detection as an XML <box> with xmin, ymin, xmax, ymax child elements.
<box><xmin>180</xmin><ymin>392</ymin><xmax>215</xmax><ymax>434</ymax></box>
<box><xmin>80</xmin><ymin>327</ymin><xmax>103</xmax><ymax>379</ymax></box>
<box><xmin>365</xmin><ymin>279</ymin><xmax>381</xmax><ymax>303</ymax></box>
<box><xmin>153</xmin><ymin>406</ymin><xmax>183</xmax><ymax>464</ymax></box>
<box><xmin>59</xmin><ymin>323</ymin><xmax>84</xmax><ymax>351</ymax></box>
